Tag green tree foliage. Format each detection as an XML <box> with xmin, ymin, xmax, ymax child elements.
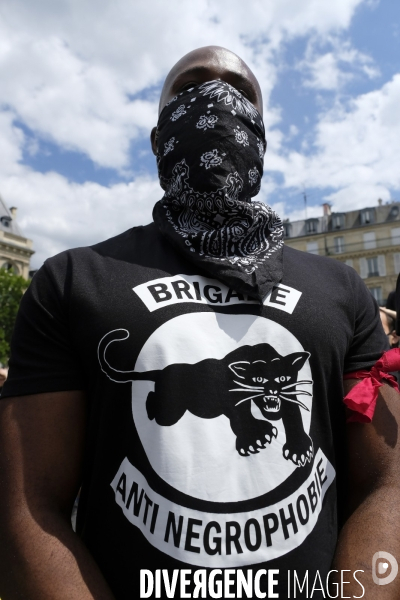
<box><xmin>0</xmin><ymin>269</ymin><xmax>29</xmax><ymax>364</ymax></box>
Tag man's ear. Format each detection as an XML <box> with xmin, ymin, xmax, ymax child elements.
<box><xmin>150</xmin><ymin>127</ymin><xmax>158</xmax><ymax>156</ymax></box>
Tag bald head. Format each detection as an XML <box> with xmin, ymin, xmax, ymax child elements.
<box><xmin>159</xmin><ymin>46</ymin><xmax>263</xmax><ymax>115</ymax></box>
<box><xmin>151</xmin><ymin>46</ymin><xmax>263</xmax><ymax>155</ymax></box>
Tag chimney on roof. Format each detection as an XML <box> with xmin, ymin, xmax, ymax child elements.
<box><xmin>9</xmin><ymin>207</ymin><xmax>17</xmax><ymax>219</ymax></box>
<box><xmin>378</xmin><ymin>198</ymin><xmax>383</xmax><ymax>206</ymax></box>
<box><xmin>322</xmin><ymin>203</ymin><xmax>331</xmax><ymax>216</ymax></box>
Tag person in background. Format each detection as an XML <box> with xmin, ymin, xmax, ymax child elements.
<box><xmin>380</xmin><ymin>307</ymin><xmax>400</xmax><ymax>348</ymax></box>
<box><xmin>0</xmin><ymin>367</ymin><xmax>8</xmax><ymax>390</ymax></box>
<box><xmin>386</xmin><ymin>290</ymin><xmax>396</xmax><ymax>311</ymax></box>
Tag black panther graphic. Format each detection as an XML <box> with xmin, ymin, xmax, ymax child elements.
<box><xmin>98</xmin><ymin>329</ymin><xmax>313</xmax><ymax>467</ymax></box>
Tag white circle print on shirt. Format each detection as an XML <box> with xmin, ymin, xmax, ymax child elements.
<box><xmin>129</xmin><ymin>312</ymin><xmax>314</xmax><ymax>503</ymax></box>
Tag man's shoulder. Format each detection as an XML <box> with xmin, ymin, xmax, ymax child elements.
<box><xmin>284</xmin><ymin>244</ymin><xmax>357</xmax><ymax>277</ymax></box>
<box><xmin>90</xmin><ymin>222</ymin><xmax>157</xmax><ymax>256</ymax></box>
<box><xmin>283</xmin><ymin>245</ymin><xmax>366</xmax><ymax>305</ymax></box>
<box><xmin>43</xmin><ymin>223</ymin><xmax>158</xmax><ymax>270</ymax></box>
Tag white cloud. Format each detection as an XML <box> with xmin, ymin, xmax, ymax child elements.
<box><xmin>280</xmin><ymin>204</ymin><xmax>322</xmax><ymax>222</ymax></box>
<box><xmin>268</xmin><ymin>73</ymin><xmax>400</xmax><ymax>214</ymax></box>
<box><xmin>0</xmin><ymin>112</ymin><xmax>24</xmax><ymax>172</ymax></box>
<box><xmin>298</xmin><ymin>37</ymin><xmax>379</xmax><ymax>91</ymax></box>
<box><xmin>4</xmin><ymin>0</ymin><xmax>397</xmax><ymax>267</ymax></box>
<box><xmin>0</xmin><ymin>106</ymin><xmax>160</xmax><ymax>268</ymax></box>
<box><xmin>0</xmin><ymin>0</ymin><xmax>366</xmax><ymax>171</ymax></box>
<box><xmin>0</xmin><ymin>29</ymin><xmax>158</xmax><ymax>170</ymax></box>
<box><xmin>1</xmin><ymin>167</ymin><xmax>162</xmax><ymax>269</ymax></box>
<box><xmin>303</xmin><ymin>52</ymin><xmax>352</xmax><ymax>90</ymax></box>
<box><xmin>324</xmin><ymin>184</ymin><xmax>391</xmax><ymax>212</ymax></box>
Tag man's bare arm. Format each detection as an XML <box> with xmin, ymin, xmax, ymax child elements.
<box><xmin>332</xmin><ymin>381</ymin><xmax>400</xmax><ymax>598</ymax></box>
<box><xmin>0</xmin><ymin>391</ymin><xmax>116</xmax><ymax>600</ymax></box>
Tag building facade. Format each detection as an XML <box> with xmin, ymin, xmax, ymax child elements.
<box><xmin>0</xmin><ymin>196</ymin><xmax>34</xmax><ymax>279</ymax></box>
<box><xmin>283</xmin><ymin>200</ymin><xmax>400</xmax><ymax>305</ymax></box>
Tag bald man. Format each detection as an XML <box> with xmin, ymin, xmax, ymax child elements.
<box><xmin>1</xmin><ymin>47</ymin><xmax>400</xmax><ymax>600</ymax></box>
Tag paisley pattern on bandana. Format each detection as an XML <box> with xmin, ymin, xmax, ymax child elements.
<box><xmin>248</xmin><ymin>167</ymin><xmax>260</xmax><ymax>187</ymax></box>
<box><xmin>196</xmin><ymin>114</ymin><xmax>218</xmax><ymax>130</ymax></box>
<box><xmin>198</xmin><ymin>80</ymin><xmax>260</xmax><ymax>121</ymax></box>
<box><xmin>153</xmin><ymin>80</ymin><xmax>283</xmax><ymax>301</ymax></box>
<box><xmin>159</xmin><ymin>159</ymin><xmax>281</xmax><ymax>272</ymax></box>
<box><xmin>171</xmin><ymin>105</ymin><xmax>187</xmax><ymax>121</ymax></box>
<box><xmin>200</xmin><ymin>149</ymin><xmax>225</xmax><ymax>169</ymax></box>
<box><xmin>257</xmin><ymin>139</ymin><xmax>265</xmax><ymax>159</ymax></box>
<box><xmin>234</xmin><ymin>127</ymin><xmax>249</xmax><ymax>146</ymax></box>
<box><xmin>163</xmin><ymin>137</ymin><xmax>176</xmax><ymax>156</ymax></box>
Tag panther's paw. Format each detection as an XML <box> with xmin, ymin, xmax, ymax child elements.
<box><xmin>236</xmin><ymin>421</ymin><xmax>277</xmax><ymax>457</ymax></box>
<box><xmin>282</xmin><ymin>433</ymin><xmax>313</xmax><ymax>467</ymax></box>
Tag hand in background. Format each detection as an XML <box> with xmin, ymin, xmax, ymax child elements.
<box><xmin>0</xmin><ymin>368</ymin><xmax>8</xmax><ymax>387</ymax></box>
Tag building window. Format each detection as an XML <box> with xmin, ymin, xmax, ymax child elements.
<box><xmin>369</xmin><ymin>287</ymin><xmax>383</xmax><ymax>304</ymax></box>
<box><xmin>394</xmin><ymin>253</ymin><xmax>400</xmax><ymax>274</ymax></box>
<box><xmin>283</xmin><ymin>222</ymin><xmax>291</xmax><ymax>238</ymax></box>
<box><xmin>367</xmin><ymin>256</ymin><xmax>379</xmax><ymax>277</ymax></box>
<box><xmin>360</xmin><ymin>255</ymin><xmax>386</xmax><ymax>278</ymax></box>
<box><xmin>0</xmin><ymin>216</ymin><xmax>11</xmax><ymax>228</ymax></box>
<box><xmin>345</xmin><ymin>259</ymin><xmax>354</xmax><ymax>268</ymax></box>
<box><xmin>1</xmin><ymin>262</ymin><xmax>19</xmax><ymax>275</ymax></box>
<box><xmin>377</xmin><ymin>255</ymin><xmax>386</xmax><ymax>276</ymax></box>
<box><xmin>360</xmin><ymin>209</ymin><xmax>374</xmax><ymax>225</ymax></box>
<box><xmin>332</xmin><ymin>213</ymin><xmax>344</xmax><ymax>229</ymax></box>
<box><xmin>363</xmin><ymin>231</ymin><xmax>376</xmax><ymax>250</ymax></box>
<box><xmin>306</xmin><ymin>241</ymin><xmax>319</xmax><ymax>255</ymax></box>
<box><xmin>334</xmin><ymin>236</ymin><xmax>344</xmax><ymax>254</ymax></box>
<box><xmin>305</xmin><ymin>219</ymin><xmax>319</xmax><ymax>234</ymax></box>
<box><xmin>391</xmin><ymin>227</ymin><xmax>400</xmax><ymax>245</ymax></box>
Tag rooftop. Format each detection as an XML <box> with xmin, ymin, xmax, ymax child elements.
<box><xmin>283</xmin><ymin>200</ymin><xmax>400</xmax><ymax>239</ymax></box>
<box><xmin>0</xmin><ymin>196</ymin><xmax>23</xmax><ymax>237</ymax></box>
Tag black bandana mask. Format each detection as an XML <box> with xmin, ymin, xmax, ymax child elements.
<box><xmin>152</xmin><ymin>80</ymin><xmax>284</xmax><ymax>301</ymax></box>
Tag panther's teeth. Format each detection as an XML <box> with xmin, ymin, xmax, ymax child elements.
<box><xmin>262</xmin><ymin>396</ymin><xmax>281</xmax><ymax>412</ymax></box>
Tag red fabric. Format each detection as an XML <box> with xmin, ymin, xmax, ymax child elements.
<box><xmin>343</xmin><ymin>347</ymin><xmax>400</xmax><ymax>423</ymax></box>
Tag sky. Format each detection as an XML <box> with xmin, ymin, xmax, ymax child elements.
<box><xmin>0</xmin><ymin>0</ymin><xmax>399</xmax><ymax>269</ymax></box>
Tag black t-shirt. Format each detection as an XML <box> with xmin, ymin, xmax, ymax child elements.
<box><xmin>2</xmin><ymin>224</ymin><xmax>387</xmax><ymax>599</ymax></box>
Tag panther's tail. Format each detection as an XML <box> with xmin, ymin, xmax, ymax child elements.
<box><xmin>97</xmin><ymin>328</ymin><xmax>156</xmax><ymax>383</ymax></box>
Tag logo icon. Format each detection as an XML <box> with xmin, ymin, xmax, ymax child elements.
<box><xmin>372</xmin><ymin>551</ymin><xmax>398</xmax><ymax>585</ymax></box>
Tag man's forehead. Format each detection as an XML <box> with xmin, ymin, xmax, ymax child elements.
<box><xmin>159</xmin><ymin>46</ymin><xmax>263</xmax><ymax>115</ymax></box>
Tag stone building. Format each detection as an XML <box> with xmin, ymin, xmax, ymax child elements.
<box><xmin>283</xmin><ymin>199</ymin><xmax>400</xmax><ymax>305</ymax></box>
<box><xmin>0</xmin><ymin>195</ymin><xmax>34</xmax><ymax>279</ymax></box>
